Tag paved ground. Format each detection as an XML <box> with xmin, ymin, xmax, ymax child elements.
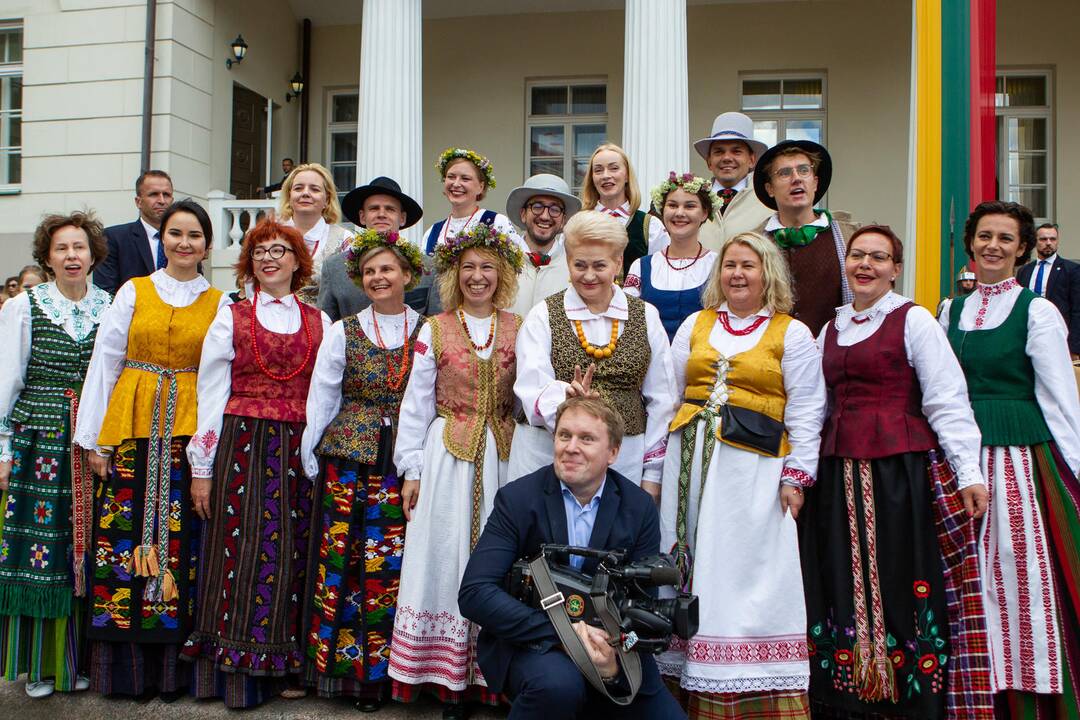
<box><xmin>0</xmin><ymin>680</ymin><xmax>509</xmax><ymax>719</ymax></box>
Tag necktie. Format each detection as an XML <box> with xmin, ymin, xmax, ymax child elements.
<box><xmin>1033</xmin><ymin>260</ymin><xmax>1048</xmax><ymax>295</ymax></box>
<box><xmin>718</xmin><ymin>188</ymin><xmax>737</xmax><ymax>215</ymax></box>
<box><xmin>527</xmin><ymin>252</ymin><xmax>551</xmax><ymax>268</ymax></box>
<box><xmin>154</xmin><ymin>231</ymin><xmax>167</xmax><ymax>270</ymax></box>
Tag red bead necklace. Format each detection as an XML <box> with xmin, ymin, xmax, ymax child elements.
<box><xmin>371</xmin><ymin>307</ymin><xmax>411</xmax><ymax>390</ymax></box>
<box><xmin>662</xmin><ymin>242</ymin><xmax>705</xmax><ymax>271</ymax></box>
<box><xmin>250</xmin><ymin>290</ymin><xmax>313</xmax><ymax>382</ymax></box>
<box><xmin>457</xmin><ymin>309</ymin><xmax>496</xmax><ymax>352</ymax></box>
<box><xmin>717</xmin><ymin>310</ymin><xmax>768</xmax><ymax>336</ymax></box>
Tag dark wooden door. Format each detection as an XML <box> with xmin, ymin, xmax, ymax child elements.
<box><xmin>230</xmin><ymin>84</ymin><xmax>266</xmax><ymax>199</ymax></box>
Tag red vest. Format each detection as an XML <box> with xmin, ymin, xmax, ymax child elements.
<box><xmin>225</xmin><ymin>299</ymin><xmax>324</xmax><ymax>423</ymax></box>
<box><xmin>819</xmin><ymin>302</ymin><xmax>937</xmax><ymax>459</ymax></box>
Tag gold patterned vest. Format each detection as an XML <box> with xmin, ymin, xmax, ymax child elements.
<box><xmin>431</xmin><ymin>310</ymin><xmax>520</xmax><ymax>462</ymax></box>
<box><xmin>669</xmin><ymin>309</ymin><xmax>792</xmax><ymax>457</ymax></box>
<box><xmin>547</xmin><ymin>291</ymin><xmax>650</xmax><ymax>436</ymax></box>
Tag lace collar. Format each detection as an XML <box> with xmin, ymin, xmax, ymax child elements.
<box><xmin>152</xmin><ymin>268</ymin><xmax>210</xmax><ymax>295</ymax></box>
<box><xmin>31</xmin><ymin>281</ymin><xmax>111</xmax><ymax>340</ymax></box>
<box><xmin>834</xmin><ymin>291</ymin><xmax>908</xmax><ymax>331</ymax></box>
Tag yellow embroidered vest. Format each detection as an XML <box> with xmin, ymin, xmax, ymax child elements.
<box><xmin>669</xmin><ymin>309</ymin><xmax>792</xmax><ymax>457</ymax></box>
<box><xmin>98</xmin><ymin>276</ymin><xmax>222</xmax><ymax>445</ymax></box>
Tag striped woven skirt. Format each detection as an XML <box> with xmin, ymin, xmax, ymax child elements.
<box><xmin>180</xmin><ymin>415</ymin><xmax>312</xmax><ymax>708</ymax></box>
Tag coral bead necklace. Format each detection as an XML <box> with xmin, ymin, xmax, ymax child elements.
<box><xmin>371</xmin><ymin>307</ymin><xmax>411</xmax><ymax>390</ymax></box>
<box><xmin>251</xmin><ymin>290</ymin><xmax>313</xmax><ymax>382</ymax></box>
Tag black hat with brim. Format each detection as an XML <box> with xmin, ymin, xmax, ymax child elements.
<box><xmin>753</xmin><ymin>139</ymin><xmax>832</xmax><ymax>211</ymax></box>
<box><xmin>342</xmin><ymin>176</ymin><xmax>423</xmax><ymax>229</ymax></box>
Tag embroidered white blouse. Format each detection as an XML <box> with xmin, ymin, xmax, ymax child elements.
<box><xmin>670</xmin><ymin>304</ymin><xmax>826</xmax><ymax>486</ymax></box>
<box><xmin>820</xmin><ymin>291</ymin><xmax>983</xmax><ymax>488</ymax></box>
<box><xmin>393</xmin><ymin>311</ymin><xmax>504</xmax><ymax>481</ymax></box>
<box><xmin>623</xmin><ymin>249</ymin><xmax>718</xmax><ymax>296</ymax></box>
<box><xmin>186</xmin><ymin>292</ymin><xmax>332</xmax><ymax>479</ymax></box>
<box><xmin>0</xmin><ymin>282</ymin><xmax>112</xmax><ymax>460</ymax></box>
<box><xmin>938</xmin><ymin>278</ymin><xmax>1080</xmax><ymax>475</ymax></box>
<box><xmin>514</xmin><ymin>284</ymin><xmax>676</xmax><ymax>484</ymax></box>
<box><xmin>595</xmin><ymin>202</ymin><xmax>670</xmax><ymax>255</ymax></box>
<box><xmin>300</xmin><ymin>306</ymin><xmax>422</xmax><ymax>479</ymax></box>
<box><xmin>73</xmin><ymin>270</ymin><xmax>232</xmax><ymax>455</ymax></box>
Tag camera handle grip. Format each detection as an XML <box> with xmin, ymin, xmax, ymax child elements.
<box><xmin>527</xmin><ymin>555</ymin><xmax>642</xmax><ymax>705</ymax></box>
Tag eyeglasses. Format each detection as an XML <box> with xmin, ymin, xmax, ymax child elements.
<box><xmin>527</xmin><ymin>201</ymin><xmax>565</xmax><ymax>218</ymax></box>
<box><xmin>251</xmin><ymin>244</ymin><xmax>295</xmax><ymax>261</ymax></box>
<box><xmin>771</xmin><ymin>164</ymin><xmax>814</xmax><ymax>181</ymax></box>
<box><xmin>846</xmin><ymin>249</ymin><xmax>894</xmax><ymax>264</ymax></box>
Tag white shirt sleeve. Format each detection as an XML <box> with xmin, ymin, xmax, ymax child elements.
<box><xmin>300</xmin><ymin>319</ymin><xmax>346</xmax><ymax>479</ymax></box>
<box><xmin>779</xmin><ymin>320</ymin><xmax>826</xmax><ymax>486</ymax></box>
<box><xmin>640</xmin><ymin>302</ymin><xmax>677</xmax><ymax>484</ymax></box>
<box><xmin>393</xmin><ymin>322</ymin><xmax>438</xmax><ymax>481</ymax></box>
<box><xmin>904</xmin><ymin>306</ymin><xmax>984</xmax><ymax>488</ymax></box>
<box><xmin>74</xmin><ymin>280</ymin><xmax>137</xmax><ymax>454</ymax></box>
<box><xmin>646</xmin><ymin>214</ymin><xmax>671</xmax><ymax>255</ymax></box>
<box><xmin>669</xmin><ymin>312</ymin><xmax>698</xmax><ymax>404</ymax></box>
<box><xmin>513</xmin><ymin>301</ymin><xmax>570</xmax><ymax>431</ymax></box>
<box><xmin>1028</xmin><ymin>297</ymin><xmax>1080</xmax><ymax>474</ymax></box>
<box><xmin>623</xmin><ymin>258</ymin><xmax>643</xmax><ymax>298</ymax></box>
<box><xmin>0</xmin><ymin>294</ymin><xmax>31</xmax><ymax>461</ymax></box>
<box><xmin>186</xmin><ymin>305</ymin><xmax>235</xmax><ymax>479</ymax></box>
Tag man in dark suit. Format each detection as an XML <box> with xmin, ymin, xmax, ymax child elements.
<box><xmin>1017</xmin><ymin>222</ymin><xmax>1080</xmax><ymax>358</ymax></box>
<box><xmin>94</xmin><ymin>170</ymin><xmax>174</xmax><ymax>294</ymax></box>
<box><xmin>458</xmin><ymin>397</ymin><xmax>685</xmax><ymax>720</ymax></box>
<box><xmin>319</xmin><ymin>176</ymin><xmax>440</xmax><ymax>320</ymax></box>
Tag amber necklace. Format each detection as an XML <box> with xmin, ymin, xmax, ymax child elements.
<box><xmin>250</xmin><ymin>290</ymin><xmax>312</xmax><ymax>382</ymax></box>
<box><xmin>371</xmin><ymin>306</ymin><xmax>411</xmax><ymax>390</ymax></box>
<box><xmin>457</xmin><ymin>309</ymin><xmax>496</xmax><ymax>352</ymax></box>
<box><xmin>575</xmin><ymin>319</ymin><xmax>619</xmax><ymax>359</ymax></box>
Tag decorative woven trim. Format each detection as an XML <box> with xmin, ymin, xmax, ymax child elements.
<box><xmin>780</xmin><ymin>466</ymin><xmax>813</xmax><ymax>488</ymax></box>
<box><xmin>678</xmin><ymin>674</ymin><xmax>810</xmax><ymax>694</ymax></box>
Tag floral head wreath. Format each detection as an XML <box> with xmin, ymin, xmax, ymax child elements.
<box><xmin>343</xmin><ymin>229</ymin><xmax>426</xmax><ymax>292</ymax></box>
<box><xmin>650</xmin><ymin>171</ymin><xmax>722</xmax><ymax>221</ymax></box>
<box><xmin>437</xmin><ymin>147</ymin><xmax>497</xmax><ymax>189</ymax></box>
<box><xmin>434</xmin><ymin>222</ymin><xmax>524</xmax><ymax>275</ymax></box>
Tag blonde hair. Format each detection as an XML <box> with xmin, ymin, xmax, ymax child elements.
<box><xmin>437</xmin><ymin>246</ymin><xmax>519</xmax><ymax>311</ymax></box>
<box><xmin>276</xmin><ymin>163</ymin><xmax>342</xmax><ymax>224</ymax></box>
<box><xmin>580</xmin><ymin>143</ymin><xmax>642</xmax><ymax>212</ymax></box>
<box><xmin>562</xmin><ymin>211</ymin><xmax>628</xmax><ymax>260</ymax></box>
<box><xmin>701</xmin><ymin>232</ymin><xmax>794</xmax><ymax>314</ymax></box>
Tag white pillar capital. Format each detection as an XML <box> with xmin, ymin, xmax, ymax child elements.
<box><xmin>622</xmin><ymin>0</ymin><xmax>690</xmax><ymax>209</ymax></box>
<box><xmin>357</xmin><ymin>0</ymin><xmax>423</xmax><ymax>242</ymax></box>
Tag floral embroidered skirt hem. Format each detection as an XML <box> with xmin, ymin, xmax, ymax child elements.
<box><xmin>301</xmin><ymin>426</ymin><xmax>404</xmax><ymax>699</ymax></box>
<box><xmin>180</xmin><ymin>415</ymin><xmax>312</xmax><ymax>708</ymax></box>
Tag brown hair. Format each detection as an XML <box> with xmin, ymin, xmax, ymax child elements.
<box><xmin>963</xmin><ymin>200</ymin><xmax>1036</xmax><ymax>266</ymax></box>
<box><xmin>437</xmin><ymin>246</ymin><xmax>518</xmax><ymax>310</ymax></box>
<box><xmin>580</xmin><ymin>143</ymin><xmax>642</xmax><ymax>212</ymax></box>
<box><xmin>443</xmin><ymin>158</ymin><xmax>489</xmax><ymax>202</ymax></box>
<box><xmin>135</xmin><ymin>169</ymin><xmax>172</xmax><ymax>195</ymax></box>
<box><xmin>555</xmin><ymin>396</ymin><xmax>625</xmax><ymax>449</ymax></box>
<box><xmin>233</xmin><ymin>219</ymin><xmax>313</xmax><ymax>293</ymax></box>
<box><xmin>761</xmin><ymin>146</ymin><xmax>823</xmax><ymax>180</ymax></box>
<box><xmin>32</xmin><ymin>210</ymin><xmax>108</xmax><ymax>276</ymax></box>
<box><xmin>846</xmin><ymin>224</ymin><xmax>905</xmax><ymax>265</ymax></box>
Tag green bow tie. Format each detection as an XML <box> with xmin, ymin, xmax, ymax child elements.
<box><xmin>772</xmin><ymin>209</ymin><xmax>833</xmax><ymax>249</ymax></box>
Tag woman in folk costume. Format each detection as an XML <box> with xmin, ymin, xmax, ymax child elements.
<box><xmin>658</xmin><ymin>231</ymin><xmax>825</xmax><ymax>719</ymax></box>
<box><xmin>579</xmin><ymin>142</ymin><xmax>669</xmax><ymax>274</ymax></box>
<box><xmin>940</xmin><ymin>200</ymin><xmax>1080</xmax><ymax>718</ymax></box>
<box><xmin>422</xmin><ymin>147</ymin><xmax>520</xmax><ymax>255</ymax></box>
<box><xmin>389</xmin><ymin>223</ymin><xmax>523</xmax><ymax>719</ymax></box>
<box><xmin>276</xmin><ymin>162</ymin><xmax>353</xmax><ymax>303</ymax></box>
<box><xmin>0</xmin><ymin>212</ymin><xmax>111</xmax><ymax>698</ymax></box>
<box><xmin>510</xmin><ymin>211</ymin><xmax>676</xmax><ymax>501</ymax></box>
<box><xmin>298</xmin><ymin>224</ymin><xmax>426</xmax><ymax>710</ymax></box>
<box><xmin>179</xmin><ymin>219</ymin><xmax>330</xmax><ymax>707</ymax></box>
<box><xmin>73</xmin><ymin>199</ymin><xmax>228</xmax><ymax>700</ymax></box>
<box><xmin>624</xmin><ymin>172</ymin><xmax>721</xmax><ymax>341</ymax></box>
<box><xmin>800</xmin><ymin>224</ymin><xmax>993</xmax><ymax>720</ymax></box>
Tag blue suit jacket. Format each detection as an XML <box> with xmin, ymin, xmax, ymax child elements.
<box><xmin>457</xmin><ymin>464</ymin><xmax>661</xmax><ymax>695</ymax></box>
<box><xmin>94</xmin><ymin>219</ymin><xmax>155</xmax><ymax>295</ymax></box>
<box><xmin>1017</xmin><ymin>256</ymin><xmax>1080</xmax><ymax>355</ymax></box>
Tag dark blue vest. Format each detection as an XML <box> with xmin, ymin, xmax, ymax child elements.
<box><xmin>639</xmin><ymin>253</ymin><xmax>707</xmax><ymax>341</ymax></box>
<box><xmin>424</xmin><ymin>210</ymin><xmax>498</xmax><ymax>254</ymax></box>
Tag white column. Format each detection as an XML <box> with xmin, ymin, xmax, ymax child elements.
<box><xmin>356</xmin><ymin>0</ymin><xmax>423</xmax><ymax>242</ymax></box>
<box><xmin>622</xmin><ymin>0</ymin><xmax>689</xmax><ymax>209</ymax></box>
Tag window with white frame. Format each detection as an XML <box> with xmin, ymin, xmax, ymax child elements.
<box><xmin>0</xmin><ymin>22</ymin><xmax>22</xmax><ymax>191</ymax></box>
<box><xmin>326</xmin><ymin>90</ymin><xmax>358</xmax><ymax>196</ymax></box>
<box><xmin>995</xmin><ymin>70</ymin><xmax>1053</xmax><ymax>222</ymax></box>
<box><xmin>740</xmin><ymin>73</ymin><xmax>826</xmax><ymax>149</ymax></box>
<box><xmin>526</xmin><ymin>80</ymin><xmax>607</xmax><ymax>195</ymax></box>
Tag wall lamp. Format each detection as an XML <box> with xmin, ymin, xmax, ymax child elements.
<box><xmin>285</xmin><ymin>72</ymin><xmax>304</xmax><ymax>102</ymax></box>
<box><xmin>225</xmin><ymin>34</ymin><xmax>248</xmax><ymax>69</ymax></box>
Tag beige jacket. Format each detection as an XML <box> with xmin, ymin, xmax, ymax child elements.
<box><xmin>698</xmin><ymin>187</ymin><xmax>774</xmax><ymax>252</ymax></box>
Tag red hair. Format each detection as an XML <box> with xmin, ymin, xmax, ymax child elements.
<box><xmin>234</xmin><ymin>219</ymin><xmax>313</xmax><ymax>293</ymax></box>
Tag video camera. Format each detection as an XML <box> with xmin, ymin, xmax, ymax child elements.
<box><xmin>510</xmin><ymin>545</ymin><xmax>698</xmax><ymax>654</ymax></box>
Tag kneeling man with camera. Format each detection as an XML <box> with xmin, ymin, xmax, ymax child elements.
<box><xmin>458</xmin><ymin>397</ymin><xmax>690</xmax><ymax>719</ymax></box>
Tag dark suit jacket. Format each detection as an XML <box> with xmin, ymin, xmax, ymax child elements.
<box><xmin>1018</xmin><ymin>256</ymin><xmax>1080</xmax><ymax>354</ymax></box>
<box><xmin>95</xmin><ymin>219</ymin><xmax>155</xmax><ymax>295</ymax></box>
<box><xmin>316</xmin><ymin>251</ymin><xmax>442</xmax><ymax>322</ymax></box>
<box><xmin>458</xmin><ymin>465</ymin><xmax>661</xmax><ymax>694</ymax></box>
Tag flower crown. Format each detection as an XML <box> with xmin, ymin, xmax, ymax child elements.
<box><xmin>343</xmin><ymin>229</ymin><xmax>426</xmax><ymax>292</ymax></box>
<box><xmin>434</xmin><ymin>222</ymin><xmax>523</xmax><ymax>275</ymax></box>
<box><xmin>437</xmin><ymin>147</ymin><xmax>497</xmax><ymax>189</ymax></box>
<box><xmin>650</xmin><ymin>171</ymin><xmax>722</xmax><ymax>221</ymax></box>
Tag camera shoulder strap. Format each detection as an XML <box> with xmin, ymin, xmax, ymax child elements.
<box><xmin>528</xmin><ymin>556</ymin><xmax>642</xmax><ymax>705</ymax></box>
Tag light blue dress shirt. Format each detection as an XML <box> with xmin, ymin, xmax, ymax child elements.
<box><xmin>560</xmin><ymin>479</ymin><xmax>606</xmax><ymax>569</ymax></box>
